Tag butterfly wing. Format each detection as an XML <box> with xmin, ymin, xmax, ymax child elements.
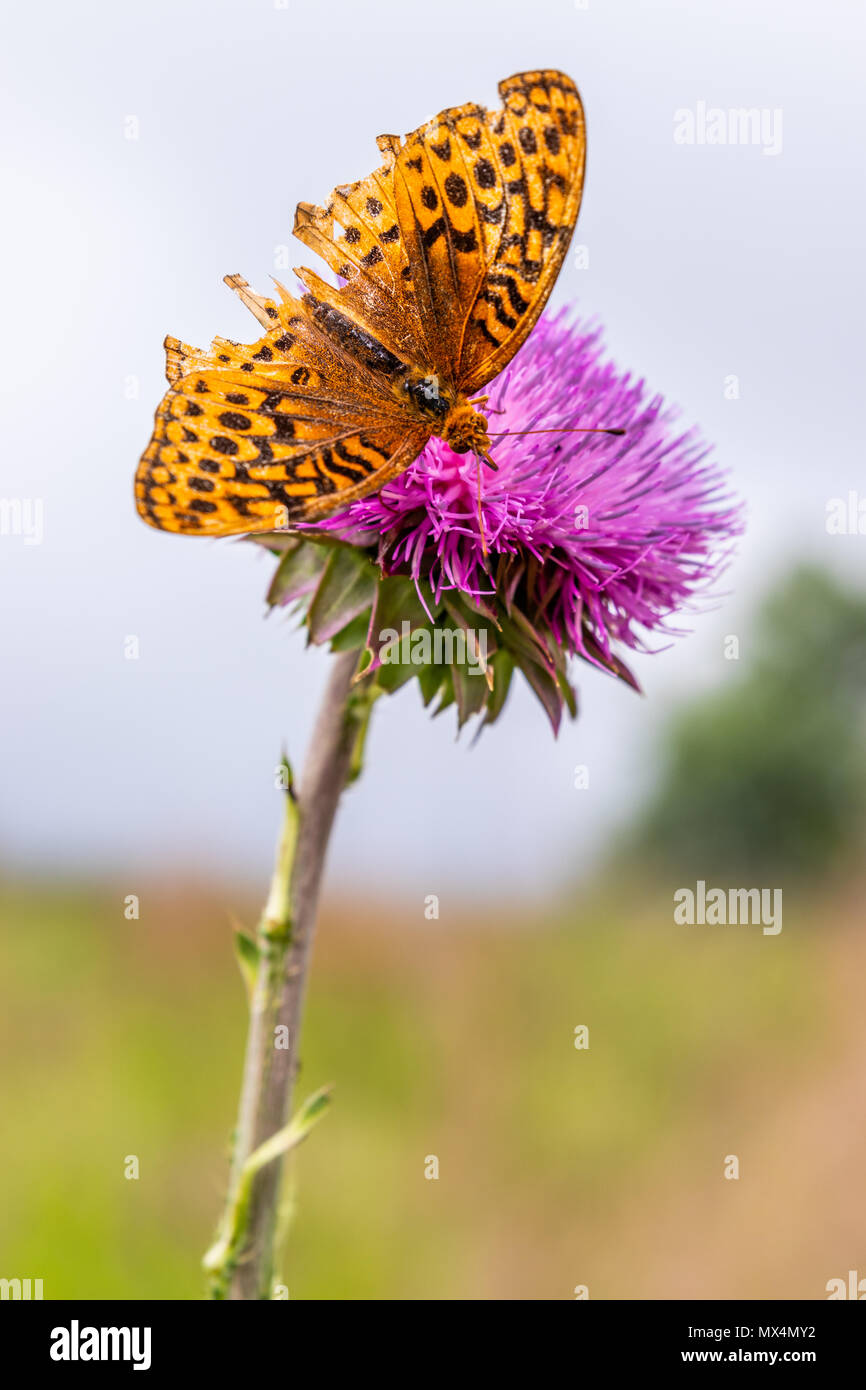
<box><xmin>392</xmin><ymin>69</ymin><xmax>586</xmax><ymax>394</ymax></box>
<box><xmin>137</xmin><ymin>71</ymin><xmax>584</xmax><ymax>536</ymax></box>
<box><xmin>292</xmin><ymin>148</ymin><xmax>429</xmax><ymax>370</ymax></box>
<box><xmin>135</xmin><ymin>283</ymin><xmax>429</xmax><ymax>535</ymax></box>
<box><xmin>292</xmin><ymin>70</ymin><xmax>585</xmax><ymax>396</ymax></box>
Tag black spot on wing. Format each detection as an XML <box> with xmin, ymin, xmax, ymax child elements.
<box><xmin>211</xmin><ymin>436</ymin><xmax>238</xmax><ymax>456</ymax></box>
<box><xmin>444</xmin><ymin>172</ymin><xmax>468</xmax><ymax>207</ymax></box>
<box><xmin>422</xmin><ymin>217</ymin><xmax>446</xmax><ymax>250</ymax></box>
<box><xmin>518</xmin><ymin>126</ymin><xmax>537</xmax><ymax>155</ymax></box>
<box><xmin>490</xmin><ymin>273</ymin><xmax>529</xmax><ymax>315</ymax></box>
<box><xmin>453</xmin><ymin>227</ymin><xmax>477</xmax><ymax>254</ymax></box>
<box><xmin>478</xmin><ymin>289</ymin><xmax>517</xmax><ymax>332</ymax></box>
<box><xmin>219</xmin><ymin>411</ymin><xmax>251</xmax><ymax>430</ymax></box>
<box><xmin>272</xmin><ymin>416</ymin><xmax>297</xmax><ymax>441</ymax></box>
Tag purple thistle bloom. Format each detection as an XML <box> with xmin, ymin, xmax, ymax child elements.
<box><xmin>304</xmin><ymin>309</ymin><xmax>742</xmax><ymax>679</ymax></box>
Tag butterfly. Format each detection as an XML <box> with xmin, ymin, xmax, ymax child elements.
<box><xmin>135</xmin><ymin>69</ymin><xmax>588</xmax><ymax>538</ymax></box>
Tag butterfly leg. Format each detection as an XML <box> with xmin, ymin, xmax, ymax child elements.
<box><xmin>475</xmin><ymin>454</ymin><xmax>488</xmax><ymax>558</ymax></box>
<box><xmin>469</xmin><ymin>393</ymin><xmax>505</xmax><ymax>420</ymax></box>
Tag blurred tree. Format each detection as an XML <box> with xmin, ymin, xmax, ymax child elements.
<box><xmin>635</xmin><ymin>566</ymin><xmax>866</xmax><ymax>879</ymax></box>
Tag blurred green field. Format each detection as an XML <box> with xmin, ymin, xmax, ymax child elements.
<box><xmin>1</xmin><ymin>872</ymin><xmax>863</xmax><ymax>1300</ymax></box>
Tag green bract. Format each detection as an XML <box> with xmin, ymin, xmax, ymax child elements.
<box><xmin>257</xmin><ymin>533</ymin><xmax>637</xmax><ymax>734</ymax></box>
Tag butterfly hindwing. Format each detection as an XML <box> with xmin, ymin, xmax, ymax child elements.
<box><xmin>293</xmin><ymin>158</ymin><xmax>426</xmax><ymax>368</ymax></box>
<box><xmin>136</xmin><ymin>287</ymin><xmax>429</xmax><ymax>535</ymax></box>
<box><xmin>289</xmin><ymin>70</ymin><xmax>585</xmax><ymax>395</ymax></box>
<box><xmin>393</xmin><ymin>70</ymin><xmax>586</xmax><ymax>393</ymax></box>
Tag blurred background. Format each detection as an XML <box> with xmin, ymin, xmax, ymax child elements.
<box><xmin>1</xmin><ymin>0</ymin><xmax>865</xmax><ymax>1298</ymax></box>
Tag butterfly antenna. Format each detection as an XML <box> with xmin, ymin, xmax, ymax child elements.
<box><xmin>488</xmin><ymin>426</ymin><xmax>626</xmax><ymax>438</ymax></box>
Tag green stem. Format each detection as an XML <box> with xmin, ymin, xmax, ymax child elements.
<box><xmin>206</xmin><ymin>648</ymin><xmax>374</xmax><ymax>1299</ymax></box>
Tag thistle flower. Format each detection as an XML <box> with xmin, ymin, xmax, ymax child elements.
<box><xmin>266</xmin><ymin>310</ymin><xmax>742</xmax><ymax>732</ymax></box>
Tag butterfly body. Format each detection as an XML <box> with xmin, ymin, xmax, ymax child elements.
<box><xmin>136</xmin><ymin>70</ymin><xmax>586</xmax><ymax>536</ymax></box>
<box><xmin>394</xmin><ymin>367</ymin><xmax>490</xmax><ymax>455</ymax></box>
<box><xmin>399</xmin><ymin>370</ymin><xmax>451</xmax><ymax>421</ymax></box>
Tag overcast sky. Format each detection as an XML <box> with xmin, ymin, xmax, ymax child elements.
<box><xmin>1</xmin><ymin>0</ymin><xmax>864</xmax><ymax>896</ymax></box>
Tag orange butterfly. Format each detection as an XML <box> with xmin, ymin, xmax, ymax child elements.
<box><xmin>135</xmin><ymin>70</ymin><xmax>586</xmax><ymax>537</ymax></box>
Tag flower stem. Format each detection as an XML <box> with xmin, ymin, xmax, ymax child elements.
<box><xmin>206</xmin><ymin>647</ymin><xmax>371</xmax><ymax>1299</ymax></box>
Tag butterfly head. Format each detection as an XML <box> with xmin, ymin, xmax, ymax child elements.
<box><xmin>440</xmin><ymin>400</ymin><xmax>492</xmax><ymax>457</ymax></box>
